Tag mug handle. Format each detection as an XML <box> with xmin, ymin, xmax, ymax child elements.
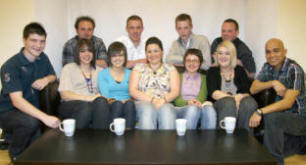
<box><xmin>59</xmin><ymin>122</ymin><xmax>64</xmax><ymax>132</ymax></box>
<box><xmin>219</xmin><ymin>120</ymin><xmax>226</xmax><ymax>129</ymax></box>
<box><xmin>109</xmin><ymin>122</ymin><xmax>115</xmax><ymax>132</ymax></box>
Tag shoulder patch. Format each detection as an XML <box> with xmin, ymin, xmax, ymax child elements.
<box><xmin>4</xmin><ymin>73</ymin><xmax>10</xmax><ymax>82</ymax></box>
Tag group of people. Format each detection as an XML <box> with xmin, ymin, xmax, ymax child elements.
<box><xmin>0</xmin><ymin>13</ymin><xmax>305</xmax><ymax>165</ymax></box>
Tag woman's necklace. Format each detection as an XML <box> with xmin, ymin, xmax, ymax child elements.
<box><xmin>221</xmin><ymin>69</ymin><xmax>234</xmax><ymax>83</ymax></box>
<box><xmin>81</xmin><ymin>68</ymin><xmax>93</xmax><ymax>93</ymax></box>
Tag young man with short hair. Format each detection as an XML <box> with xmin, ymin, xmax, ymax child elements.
<box><xmin>166</xmin><ymin>13</ymin><xmax>211</xmax><ymax>70</ymax></box>
<box><xmin>0</xmin><ymin>22</ymin><xmax>60</xmax><ymax>159</ymax></box>
<box><xmin>116</xmin><ymin>15</ymin><xmax>146</xmax><ymax>68</ymax></box>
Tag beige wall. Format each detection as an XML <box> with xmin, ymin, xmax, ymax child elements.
<box><xmin>0</xmin><ymin>0</ymin><xmax>35</xmax><ymax>89</ymax></box>
<box><xmin>278</xmin><ymin>0</ymin><xmax>306</xmax><ymax>69</ymax></box>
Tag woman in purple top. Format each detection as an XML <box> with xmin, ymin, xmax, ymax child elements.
<box><xmin>174</xmin><ymin>49</ymin><xmax>216</xmax><ymax>129</ymax></box>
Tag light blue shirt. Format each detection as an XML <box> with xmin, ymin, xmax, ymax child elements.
<box><xmin>98</xmin><ymin>67</ymin><xmax>131</xmax><ymax>100</ymax></box>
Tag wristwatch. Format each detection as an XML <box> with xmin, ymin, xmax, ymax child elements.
<box><xmin>256</xmin><ymin>109</ymin><xmax>263</xmax><ymax>116</ymax></box>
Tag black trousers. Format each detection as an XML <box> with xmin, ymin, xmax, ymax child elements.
<box><xmin>0</xmin><ymin>110</ymin><xmax>41</xmax><ymax>157</ymax></box>
<box><xmin>58</xmin><ymin>97</ymin><xmax>110</xmax><ymax>129</ymax></box>
<box><xmin>110</xmin><ymin>100</ymin><xmax>136</xmax><ymax>129</ymax></box>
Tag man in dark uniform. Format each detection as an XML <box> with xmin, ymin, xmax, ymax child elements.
<box><xmin>0</xmin><ymin>22</ymin><xmax>60</xmax><ymax>160</ymax></box>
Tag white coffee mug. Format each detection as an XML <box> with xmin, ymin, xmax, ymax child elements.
<box><xmin>176</xmin><ymin>119</ymin><xmax>187</xmax><ymax>136</ymax></box>
<box><xmin>59</xmin><ymin>119</ymin><xmax>76</xmax><ymax>137</ymax></box>
<box><xmin>219</xmin><ymin>117</ymin><xmax>236</xmax><ymax>134</ymax></box>
<box><xmin>110</xmin><ymin>118</ymin><xmax>126</xmax><ymax>136</ymax></box>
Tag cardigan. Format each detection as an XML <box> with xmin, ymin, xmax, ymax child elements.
<box><xmin>174</xmin><ymin>73</ymin><xmax>207</xmax><ymax>107</ymax></box>
<box><xmin>206</xmin><ymin>66</ymin><xmax>250</xmax><ymax>102</ymax></box>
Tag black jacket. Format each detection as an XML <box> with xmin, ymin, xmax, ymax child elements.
<box><xmin>206</xmin><ymin>66</ymin><xmax>250</xmax><ymax>102</ymax></box>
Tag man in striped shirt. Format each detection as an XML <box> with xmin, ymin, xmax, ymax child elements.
<box><xmin>250</xmin><ymin>38</ymin><xmax>306</xmax><ymax>165</ymax></box>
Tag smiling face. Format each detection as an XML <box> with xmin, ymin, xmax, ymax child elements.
<box><xmin>110</xmin><ymin>51</ymin><xmax>125</xmax><ymax>68</ymax></box>
<box><xmin>126</xmin><ymin>19</ymin><xmax>143</xmax><ymax>44</ymax></box>
<box><xmin>221</xmin><ymin>22</ymin><xmax>238</xmax><ymax>41</ymax></box>
<box><xmin>176</xmin><ymin>20</ymin><xmax>192</xmax><ymax>43</ymax></box>
<box><xmin>23</xmin><ymin>33</ymin><xmax>46</xmax><ymax>60</ymax></box>
<box><xmin>216</xmin><ymin>46</ymin><xmax>232</xmax><ymax>68</ymax></box>
<box><xmin>146</xmin><ymin>43</ymin><xmax>163</xmax><ymax>65</ymax></box>
<box><xmin>76</xmin><ymin>20</ymin><xmax>94</xmax><ymax>40</ymax></box>
<box><xmin>184</xmin><ymin>54</ymin><xmax>201</xmax><ymax>74</ymax></box>
<box><xmin>265</xmin><ymin>39</ymin><xmax>287</xmax><ymax>71</ymax></box>
<box><xmin>79</xmin><ymin>46</ymin><xmax>94</xmax><ymax>66</ymax></box>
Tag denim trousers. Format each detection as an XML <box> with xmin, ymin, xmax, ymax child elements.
<box><xmin>263</xmin><ymin>112</ymin><xmax>306</xmax><ymax>165</ymax></box>
<box><xmin>135</xmin><ymin>101</ymin><xmax>176</xmax><ymax>130</ymax></box>
<box><xmin>175</xmin><ymin>105</ymin><xmax>217</xmax><ymax>129</ymax></box>
<box><xmin>200</xmin><ymin>104</ymin><xmax>217</xmax><ymax>129</ymax></box>
<box><xmin>0</xmin><ymin>110</ymin><xmax>41</xmax><ymax>157</ymax></box>
<box><xmin>214</xmin><ymin>96</ymin><xmax>257</xmax><ymax>132</ymax></box>
<box><xmin>110</xmin><ymin>100</ymin><xmax>136</xmax><ymax>129</ymax></box>
<box><xmin>58</xmin><ymin>97</ymin><xmax>110</xmax><ymax>129</ymax></box>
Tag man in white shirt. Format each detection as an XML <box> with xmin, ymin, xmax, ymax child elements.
<box><xmin>116</xmin><ymin>15</ymin><xmax>146</xmax><ymax>68</ymax></box>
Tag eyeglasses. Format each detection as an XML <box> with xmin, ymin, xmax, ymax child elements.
<box><xmin>185</xmin><ymin>59</ymin><xmax>200</xmax><ymax>64</ymax></box>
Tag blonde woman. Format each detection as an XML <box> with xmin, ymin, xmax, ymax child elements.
<box><xmin>207</xmin><ymin>40</ymin><xmax>257</xmax><ymax>132</ymax></box>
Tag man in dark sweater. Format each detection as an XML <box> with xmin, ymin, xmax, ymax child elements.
<box><xmin>211</xmin><ymin>18</ymin><xmax>256</xmax><ymax>78</ymax></box>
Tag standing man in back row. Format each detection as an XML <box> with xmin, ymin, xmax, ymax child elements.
<box><xmin>211</xmin><ymin>18</ymin><xmax>256</xmax><ymax>78</ymax></box>
<box><xmin>166</xmin><ymin>13</ymin><xmax>211</xmax><ymax>70</ymax></box>
<box><xmin>116</xmin><ymin>15</ymin><xmax>147</xmax><ymax>68</ymax></box>
<box><xmin>62</xmin><ymin>16</ymin><xmax>108</xmax><ymax>68</ymax></box>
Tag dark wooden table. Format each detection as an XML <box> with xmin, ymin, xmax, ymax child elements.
<box><xmin>15</xmin><ymin>129</ymin><xmax>277</xmax><ymax>165</ymax></box>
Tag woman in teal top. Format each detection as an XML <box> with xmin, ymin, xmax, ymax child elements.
<box><xmin>98</xmin><ymin>42</ymin><xmax>135</xmax><ymax>129</ymax></box>
<box><xmin>174</xmin><ymin>49</ymin><xmax>216</xmax><ymax>129</ymax></box>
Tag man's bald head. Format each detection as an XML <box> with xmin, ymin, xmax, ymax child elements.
<box><xmin>265</xmin><ymin>38</ymin><xmax>287</xmax><ymax>71</ymax></box>
<box><xmin>265</xmin><ymin>38</ymin><xmax>285</xmax><ymax>50</ymax></box>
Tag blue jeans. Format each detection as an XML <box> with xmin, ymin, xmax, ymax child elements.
<box><xmin>175</xmin><ymin>105</ymin><xmax>200</xmax><ymax>129</ymax></box>
<box><xmin>263</xmin><ymin>112</ymin><xmax>306</xmax><ymax>165</ymax></box>
<box><xmin>58</xmin><ymin>97</ymin><xmax>110</xmax><ymax>129</ymax></box>
<box><xmin>135</xmin><ymin>101</ymin><xmax>176</xmax><ymax>130</ymax></box>
<box><xmin>110</xmin><ymin>100</ymin><xmax>136</xmax><ymax>129</ymax></box>
<box><xmin>214</xmin><ymin>96</ymin><xmax>257</xmax><ymax>132</ymax></box>
<box><xmin>200</xmin><ymin>105</ymin><xmax>217</xmax><ymax>129</ymax></box>
<box><xmin>0</xmin><ymin>110</ymin><xmax>41</xmax><ymax>157</ymax></box>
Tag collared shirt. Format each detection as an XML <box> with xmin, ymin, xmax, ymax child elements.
<box><xmin>0</xmin><ymin>48</ymin><xmax>56</xmax><ymax>113</ymax></box>
<box><xmin>116</xmin><ymin>35</ymin><xmax>146</xmax><ymax>61</ymax></box>
<box><xmin>211</xmin><ymin>37</ymin><xmax>256</xmax><ymax>74</ymax></box>
<box><xmin>62</xmin><ymin>35</ymin><xmax>107</xmax><ymax>66</ymax></box>
<box><xmin>256</xmin><ymin>58</ymin><xmax>305</xmax><ymax>116</ymax></box>
<box><xmin>166</xmin><ymin>33</ymin><xmax>211</xmax><ymax>70</ymax></box>
<box><xmin>181</xmin><ymin>72</ymin><xmax>202</xmax><ymax>100</ymax></box>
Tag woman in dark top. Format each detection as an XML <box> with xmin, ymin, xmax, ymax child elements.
<box><xmin>207</xmin><ymin>40</ymin><xmax>257</xmax><ymax>132</ymax></box>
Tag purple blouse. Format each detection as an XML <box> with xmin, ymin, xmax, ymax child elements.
<box><xmin>181</xmin><ymin>72</ymin><xmax>202</xmax><ymax>100</ymax></box>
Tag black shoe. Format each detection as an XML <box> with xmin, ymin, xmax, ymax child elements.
<box><xmin>0</xmin><ymin>140</ymin><xmax>9</xmax><ymax>150</ymax></box>
<box><xmin>298</xmin><ymin>145</ymin><xmax>306</xmax><ymax>155</ymax></box>
<box><xmin>9</xmin><ymin>153</ymin><xmax>17</xmax><ymax>162</ymax></box>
